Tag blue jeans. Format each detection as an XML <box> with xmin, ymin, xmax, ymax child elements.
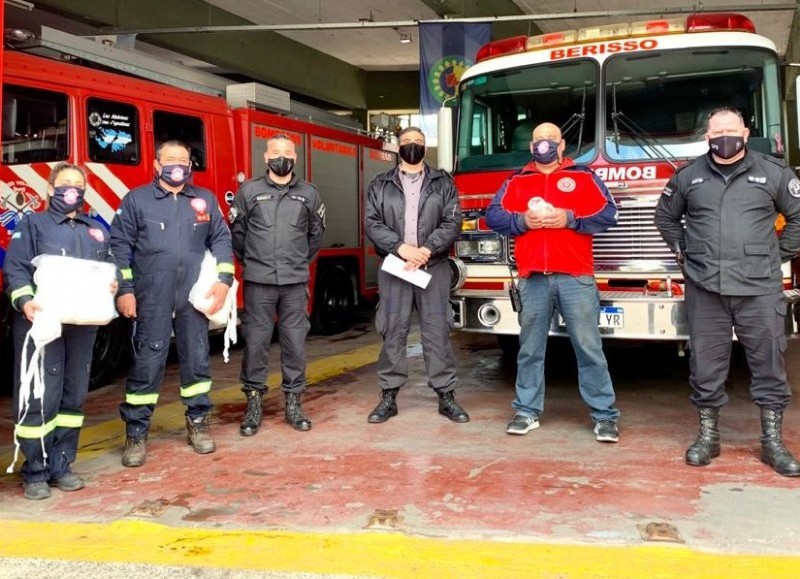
<box><xmin>513</xmin><ymin>273</ymin><xmax>619</xmax><ymax>423</ymax></box>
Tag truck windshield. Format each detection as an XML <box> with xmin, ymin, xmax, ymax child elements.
<box><xmin>456</xmin><ymin>59</ymin><xmax>598</xmax><ymax>172</ymax></box>
<box><xmin>604</xmin><ymin>48</ymin><xmax>783</xmax><ymax>161</ymax></box>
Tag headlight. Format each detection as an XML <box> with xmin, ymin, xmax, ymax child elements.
<box><xmin>455</xmin><ymin>237</ymin><xmax>502</xmax><ymax>258</ymax></box>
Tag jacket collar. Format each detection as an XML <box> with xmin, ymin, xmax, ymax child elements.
<box><xmin>152</xmin><ymin>177</ymin><xmax>197</xmax><ymax>199</ymax></box>
<box><xmin>519</xmin><ymin>157</ymin><xmax>576</xmax><ymax>175</ymax></box>
<box><xmin>46</xmin><ymin>208</ymin><xmax>96</xmax><ymax>226</ymax></box>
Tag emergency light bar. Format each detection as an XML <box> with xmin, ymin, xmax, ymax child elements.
<box><xmin>475</xmin><ymin>12</ymin><xmax>757</xmax><ymax>63</ymax></box>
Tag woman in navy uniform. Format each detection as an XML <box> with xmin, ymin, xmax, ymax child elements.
<box><xmin>4</xmin><ymin>162</ymin><xmax>116</xmax><ymax>500</ymax></box>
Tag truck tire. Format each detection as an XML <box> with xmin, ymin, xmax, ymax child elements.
<box><xmin>89</xmin><ymin>317</ymin><xmax>132</xmax><ymax>389</ymax></box>
<box><xmin>310</xmin><ymin>265</ymin><xmax>354</xmax><ymax>335</ymax></box>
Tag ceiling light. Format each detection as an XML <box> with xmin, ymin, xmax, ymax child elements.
<box><xmin>400</xmin><ymin>33</ymin><xmax>411</xmax><ymax>44</ymax></box>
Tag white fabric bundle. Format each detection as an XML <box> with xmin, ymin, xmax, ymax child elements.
<box><xmin>527</xmin><ymin>197</ymin><xmax>555</xmax><ymax>216</ymax></box>
<box><xmin>188</xmin><ymin>251</ymin><xmax>238</xmax><ymax>363</ymax></box>
<box><xmin>31</xmin><ymin>254</ymin><xmax>117</xmax><ymax>325</ymax></box>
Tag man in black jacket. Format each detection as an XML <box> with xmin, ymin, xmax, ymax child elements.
<box><xmin>655</xmin><ymin>107</ymin><xmax>800</xmax><ymax>477</ymax></box>
<box><xmin>364</xmin><ymin>126</ymin><xmax>468</xmax><ymax>424</ymax></box>
<box><xmin>230</xmin><ymin>134</ymin><xmax>325</xmax><ymax>435</ymax></box>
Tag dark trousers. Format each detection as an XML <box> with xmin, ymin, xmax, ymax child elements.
<box><xmin>240</xmin><ymin>281</ymin><xmax>310</xmax><ymax>394</ymax></box>
<box><xmin>12</xmin><ymin>314</ymin><xmax>97</xmax><ymax>483</ymax></box>
<box><xmin>375</xmin><ymin>260</ymin><xmax>457</xmax><ymax>392</ymax></box>
<box><xmin>685</xmin><ymin>278</ymin><xmax>791</xmax><ymax>410</ymax></box>
<box><xmin>119</xmin><ymin>273</ymin><xmax>213</xmax><ymax>437</ymax></box>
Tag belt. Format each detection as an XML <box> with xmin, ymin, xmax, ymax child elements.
<box><xmin>532</xmin><ymin>271</ymin><xmax>555</xmax><ymax>276</ymax></box>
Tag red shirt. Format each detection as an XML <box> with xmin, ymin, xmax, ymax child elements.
<box><xmin>501</xmin><ymin>159</ymin><xmax>609</xmax><ymax>277</ymax></box>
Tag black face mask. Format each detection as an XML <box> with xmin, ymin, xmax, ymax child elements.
<box><xmin>708</xmin><ymin>135</ymin><xmax>745</xmax><ymax>160</ymax></box>
<box><xmin>399</xmin><ymin>143</ymin><xmax>426</xmax><ymax>165</ymax></box>
<box><xmin>268</xmin><ymin>156</ymin><xmax>295</xmax><ymax>177</ymax></box>
<box><xmin>50</xmin><ymin>185</ymin><xmax>85</xmax><ymax>214</ymax></box>
<box><xmin>159</xmin><ymin>164</ymin><xmax>192</xmax><ymax>187</ymax></box>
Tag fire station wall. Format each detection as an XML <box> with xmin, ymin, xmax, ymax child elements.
<box><xmin>309</xmin><ymin>137</ymin><xmax>358</xmax><ymax>249</ymax></box>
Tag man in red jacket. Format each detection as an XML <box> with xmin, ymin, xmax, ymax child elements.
<box><xmin>486</xmin><ymin>122</ymin><xmax>620</xmax><ymax>442</ymax></box>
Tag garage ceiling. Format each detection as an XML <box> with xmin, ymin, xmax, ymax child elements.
<box><xmin>6</xmin><ymin>0</ymin><xmax>800</xmax><ymax>111</ymax></box>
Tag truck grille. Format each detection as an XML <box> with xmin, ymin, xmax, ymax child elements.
<box><xmin>506</xmin><ymin>198</ymin><xmax>674</xmax><ymax>270</ymax></box>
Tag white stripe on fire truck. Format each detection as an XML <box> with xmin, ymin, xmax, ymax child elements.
<box><xmin>85</xmin><ymin>163</ymin><xmax>130</xmax><ymax>199</ymax></box>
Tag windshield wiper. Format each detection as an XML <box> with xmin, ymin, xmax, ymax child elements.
<box><xmin>609</xmin><ymin>83</ymin><xmax>678</xmax><ymax>170</ymax></box>
<box><xmin>560</xmin><ymin>85</ymin><xmax>587</xmax><ymax>156</ymax></box>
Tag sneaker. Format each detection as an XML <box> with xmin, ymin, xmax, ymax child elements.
<box><xmin>506</xmin><ymin>414</ymin><xmax>540</xmax><ymax>435</ymax></box>
<box><xmin>594</xmin><ymin>420</ymin><xmax>619</xmax><ymax>443</ymax></box>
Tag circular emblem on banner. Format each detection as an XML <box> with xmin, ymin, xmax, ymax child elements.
<box><xmin>190</xmin><ymin>198</ymin><xmax>207</xmax><ymax>213</ymax></box>
<box><xmin>88</xmin><ymin>112</ymin><xmax>103</xmax><ymax>128</ymax></box>
<box><xmin>88</xmin><ymin>228</ymin><xmax>105</xmax><ymax>242</ymax></box>
<box><xmin>428</xmin><ymin>56</ymin><xmax>472</xmax><ymax>103</ymax></box>
<box><xmin>557</xmin><ymin>177</ymin><xmax>576</xmax><ymax>193</ymax></box>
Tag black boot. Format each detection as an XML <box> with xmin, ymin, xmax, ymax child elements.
<box><xmin>368</xmin><ymin>388</ymin><xmax>399</xmax><ymax>423</ymax></box>
<box><xmin>240</xmin><ymin>390</ymin><xmax>264</xmax><ymax>437</ymax></box>
<box><xmin>438</xmin><ymin>390</ymin><xmax>470</xmax><ymax>423</ymax></box>
<box><xmin>285</xmin><ymin>392</ymin><xmax>312</xmax><ymax>431</ymax></box>
<box><xmin>685</xmin><ymin>407</ymin><xmax>720</xmax><ymax>466</ymax></box>
<box><xmin>760</xmin><ymin>407</ymin><xmax>800</xmax><ymax>477</ymax></box>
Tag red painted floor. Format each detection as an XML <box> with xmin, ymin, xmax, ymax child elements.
<box><xmin>1</xmin><ymin>319</ymin><xmax>799</xmax><ymax>554</ymax></box>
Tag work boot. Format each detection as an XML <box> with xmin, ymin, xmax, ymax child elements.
<box><xmin>685</xmin><ymin>407</ymin><xmax>721</xmax><ymax>466</ymax></box>
<box><xmin>51</xmin><ymin>472</ymin><xmax>85</xmax><ymax>492</ymax></box>
<box><xmin>285</xmin><ymin>392</ymin><xmax>312</xmax><ymax>431</ymax></box>
<box><xmin>760</xmin><ymin>407</ymin><xmax>800</xmax><ymax>477</ymax></box>
<box><xmin>240</xmin><ymin>390</ymin><xmax>264</xmax><ymax>437</ymax></box>
<box><xmin>186</xmin><ymin>415</ymin><xmax>216</xmax><ymax>454</ymax></box>
<box><xmin>23</xmin><ymin>481</ymin><xmax>51</xmax><ymax>501</ymax></box>
<box><xmin>368</xmin><ymin>388</ymin><xmax>399</xmax><ymax>423</ymax></box>
<box><xmin>122</xmin><ymin>435</ymin><xmax>147</xmax><ymax>468</ymax></box>
<box><xmin>437</xmin><ymin>390</ymin><xmax>470</xmax><ymax>423</ymax></box>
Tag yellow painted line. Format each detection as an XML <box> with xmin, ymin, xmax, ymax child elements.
<box><xmin>0</xmin><ymin>519</ymin><xmax>797</xmax><ymax>578</ymax></box>
<box><xmin>2</xmin><ymin>342</ymin><xmax>382</xmax><ymax>468</ymax></box>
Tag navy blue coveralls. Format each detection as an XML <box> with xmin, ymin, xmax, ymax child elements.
<box><xmin>3</xmin><ymin>208</ymin><xmax>112</xmax><ymax>484</ymax></box>
<box><xmin>110</xmin><ymin>179</ymin><xmax>233</xmax><ymax>438</ymax></box>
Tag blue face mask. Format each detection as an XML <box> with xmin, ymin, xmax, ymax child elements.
<box><xmin>159</xmin><ymin>163</ymin><xmax>192</xmax><ymax>187</ymax></box>
<box><xmin>530</xmin><ymin>139</ymin><xmax>560</xmax><ymax>164</ymax></box>
<box><xmin>50</xmin><ymin>185</ymin><xmax>85</xmax><ymax>214</ymax></box>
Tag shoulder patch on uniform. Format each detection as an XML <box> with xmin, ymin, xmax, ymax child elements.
<box><xmin>11</xmin><ymin>231</ymin><xmax>21</xmax><ymax>239</ymax></box>
<box><xmin>317</xmin><ymin>203</ymin><xmax>326</xmax><ymax>220</ymax></box>
<box><xmin>789</xmin><ymin>178</ymin><xmax>800</xmax><ymax>198</ymax></box>
<box><xmin>661</xmin><ymin>186</ymin><xmax>673</xmax><ymax>197</ymax></box>
<box><xmin>229</xmin><ymin>206</ymin><xmax>239</xmax><ymax>223</ymax></box>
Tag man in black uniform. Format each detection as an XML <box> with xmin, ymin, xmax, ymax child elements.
<box><xmin>364</xmin><ymin>126</ymin><xmax>468</xmax><ymax>424</ymax></box>
<box><xmin>231</xmin><ymin>134</ymin><xmax>325</xmax><ymax>435</ymax></box>
<box><xmin>111</xmin><ymin>140</ymin><xmax>234</xmax><ymax>467</ymax></box>
<box><xmin>655</xmin><ymin>107</ymin><xmax>800</xmax><ymax>477</ymax></box>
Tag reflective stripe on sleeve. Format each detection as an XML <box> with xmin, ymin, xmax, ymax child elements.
<box><xmin>125</xmin><ymin>393</ymin><xmax>159</xmax><ymax>406</ymax></box>
<box><xmin>121</xmin><ymin>268</ymin><xmax>133</xmax><ymax>280</ymax></box>
<box><xmin>181</xmin><ymin>380</ymin><xmax>212</xmax><ymax>398</ymax></box>
<box><xmin>10</xmin><ymin>285</ymin><xmax>34</xmax><ymax>305</ymax></box>
<box><xmin>216</xmin><ymin>262</ymin><xmax>235</xmax><ymax>275</ymax></box>
<box><xmin>14</xmin><ymin>419</ymin><xmax>57</xmax><ymax>439</ymax></box>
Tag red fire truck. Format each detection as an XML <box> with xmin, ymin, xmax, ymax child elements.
<box><xmin>438</xmin><ymin>12</ymin><xmax>800</xmax><ymax>354</ymax></box>
<box><xmin>0</xmin><ymin>20</ymin><xmax>396</xmax><ymax>388</ymax></box>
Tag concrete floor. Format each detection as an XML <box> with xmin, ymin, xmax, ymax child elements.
<box><xmin>1</xmin><ymin>310</ymin><xmax>799</xmax><ymax>577</ymax></box>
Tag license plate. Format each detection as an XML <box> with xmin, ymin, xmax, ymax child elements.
<box><xmin>599</xmin><ymin>306</ymin><xmax>624</xmax><ymax>328</ymax></box>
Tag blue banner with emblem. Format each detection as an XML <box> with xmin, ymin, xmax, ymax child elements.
<box><xmin>419</xmin><ymin>22</ymin><xmax>491</xmax><ymax>139</ymax></box>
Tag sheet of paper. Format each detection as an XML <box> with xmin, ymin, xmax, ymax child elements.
<box><xmin>380</xmin><ymin>253</ymin><xmax>432</xmax><ymax>289</ymax></box>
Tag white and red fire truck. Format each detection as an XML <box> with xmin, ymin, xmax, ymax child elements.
<box><xmin>0</xmin><ymin>17</ymin><xmax>396</xmax><ymax>388</ymax></box>
<box><xmin>438</xmin><ymin>12</ymin><xmax>800</xmax><ymax>353</ymax></box>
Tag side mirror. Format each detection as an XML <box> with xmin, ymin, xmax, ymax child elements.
<box><xmin>437</xmin><ymin>107</ymin><xmax>454</xmax><ymax>173</ymax></box>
